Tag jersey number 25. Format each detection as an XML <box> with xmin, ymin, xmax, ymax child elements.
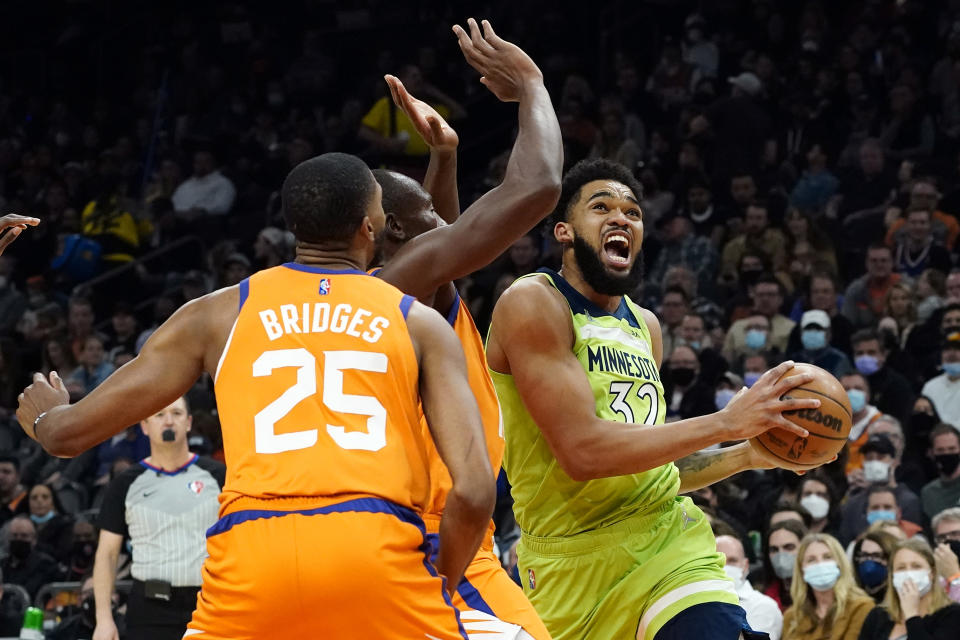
<box><xmin>252</xmin><ymin>348</ymin><xmax>387</xmax><ymax>454</ymax></box>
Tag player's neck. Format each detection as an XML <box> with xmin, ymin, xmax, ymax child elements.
<box><xmin>294</xmin><ymin>243</ymin><xmax>368</xmax><ymax>272</ymax></box>
<box><xmin>146</xmin><ymin>446</ymin><xmax>194</xmax><ymax>471</ymax></box>
<box><xmin>558</xmin><ymin>261</ymin><xmax>622</xmax><ymax>313</ymax></box>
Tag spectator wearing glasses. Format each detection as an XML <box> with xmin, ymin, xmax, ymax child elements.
<box><xmin>931</xmin><ymin>507</ymin><xmax>960</xmax><ymax>604</ymax></box>
<box><xmin>852</xmin><ymin>529</ymin><xmax>898</xmax><ymax>603</ymax></box>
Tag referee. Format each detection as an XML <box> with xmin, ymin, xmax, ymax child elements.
<box><xmin>92</xmin><ymin>395</ymin><xmax>224</xmax><ymax>640</ymax></box>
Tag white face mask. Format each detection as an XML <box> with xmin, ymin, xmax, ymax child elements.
<box><xmin>893</xmin><ymin>570</ymin><xmax>932</xmax><ymax>596</ymax></box>
<box><xmin>863</xmin><ymin>460</ymin><xmax>890</xmax><ymax>483</ymax></box>
<box><xmin>724</xmin><ymin>564</ymin><xmax>745</xmax><ymax>587</ymax></box>
<box><xmin>800</xmin><ymin>494</ymin><xmax>830</xmax><ymax>520</ymax></box>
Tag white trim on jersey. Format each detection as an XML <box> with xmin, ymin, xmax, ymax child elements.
<box><xmin>214</xmin><ymin>316</ymin><xmax>240</xmax><ymax>383</ymax></box>
<box><xmin>578</xmin><ymin>324</ymin><xmax>652</xmax><ymax>356</ymax></box>
<box><xmin>635</xmin><ymin>579</ymin><xmax>738</xmax><ymax>639</ymax></box>
<box><xmin>458</xmin><ymin>609</ymin><xmax>526</xmax><ymax>639</ymax></box>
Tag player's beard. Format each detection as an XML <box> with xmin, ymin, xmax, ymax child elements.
<box><xmin>572</xmin><ymin>235</ymin><xmax>644</xmax><ymax>296</ymax></box>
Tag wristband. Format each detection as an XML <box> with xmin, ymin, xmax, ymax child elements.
<box><xmin>32</xmin><ymin>411</ymin><xmax>47</xmax><ymax>441</ymax></box>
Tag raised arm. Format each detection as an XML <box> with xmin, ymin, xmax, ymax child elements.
<box><xmin>17</xmin><ymin>289</ymin><xmax>235</xmax><ymax>457</ymax></box>
<box><xmin>406</xmin><ymin>301</ymin><xmax>495</xmax><ymax>591</ymax></box>
<box><xmin>384</xmin><ymin>75</ymin><xmax>461</xmax><ymax>224</ymax></box>
<box><xmin>487</xmin><ymin>278</ymin><xmax>820</xmax><ymax>481</ymax></box>
<box><xmin>377</xmin><ymin>18</ymin><xmax>562</xmax><ymax>300</ymax></box>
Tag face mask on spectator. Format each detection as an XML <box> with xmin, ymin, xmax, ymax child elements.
<box><xmin>943</xmin><ymin>362</ymin><xmax>960</xmax><ymax>377</ymax></box>
<box><xmin>863</xmin><ymin>459</ymin><xmax>890</xmax><ymax>483</ymax></box>
<box><xmin>800</xmin><ymin>494</ymin><xmax>830</xmax><ymax>520</ymax></box>
<box><xmin>847</xmin><ymin>388</ymin><xmax>867</xmax><ymax>413</ymax></box>
<box><xmin>934</xmin><ymin>453</ymin><xmax>960</xmax><ymax>477</ymax></box>
<box><xmin>723</xmin><ymin>564</ymin><xmax>745</xmax><ymax>587</ymax></box>
<box><xmin>744</xmin><ymin>371</ymin><xmax>762</xmax><ymax>388</ymax></box>
<box><xmin>671</xmin><ymin>367</ymin><xmax>696</xmax><ymax>387</ymax></box>
<box><xmin>910</xmin><ymin>412</ymin><xmax>937</xmax><ymax>437</ymax></box>
<box><xmin>855</xmin><ymin>354</ymin><xmax>880</xmax><ymax>375</ymax></box>
<box><xmin>745</xmin><ymin>329</ymin><xmax>766</xmax><ymax>350</ymax></box>
<box><xmin>715</xmin><ymin>388</ymin><xmax>736</xmax><ymax>410</ymax></box>
<box><xmin>9</xmin><ymin>539</ymin><xmax>31</xmax><ymax>560</ymax></box>
<box><xmin>684</xmin><ymin>340</ymin><xmax>701</xmax><ymax>351</ymax></box>
<box><xmin>771</xmin><ymin>551</ymin><xmax>796</xmax><ymax>579</ymax></box>
<box><xmin>857</xmin><ymin>560</ymin><xmax>887</xmax><ymax>591</ymax></box>
<box><xmin>801</xmin><ymin>330</ymin><xmax>827</xmax><ymax>351</ymax></box>
<box><xmin>803</xmin><ymin>561</ymin><xmax>840</xmax><ymax>591</ymax></box>
<box><xmin>72</xmin><ymin>540</ymin><xmax>95</xmax><ymax>560</ymax></box>
<box><xmin>893</xmin><ymin>570</ymin><xmax>931</xmax><ymax>596</ymax></box>
<box><xmin>866</xmin><ymin>509</ymin><xmax>897</xmax><ymax>525</ymax></box>
<box><xmin>29</xmin><ymin>511</ymin><xmax>55</xmax><ymax>525</ymax></box>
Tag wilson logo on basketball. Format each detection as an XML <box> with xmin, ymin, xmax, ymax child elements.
<box><xmin>784</xmin><ymin>408</ymin><xmax>844</xmax><ymax>432</ymax></box>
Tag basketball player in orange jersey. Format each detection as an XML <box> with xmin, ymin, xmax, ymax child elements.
<box><xmin>369</xmin><ymin>19</ymin><xmax>561</xmax><ymax>640</ymax></box>
<box><xmin>16</xmin><ymin>152</ymin><xmax>496</xmax><ymax>639</ymax></box>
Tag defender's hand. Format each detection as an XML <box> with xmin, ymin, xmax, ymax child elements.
<box><xmin>452</xmin><ymin>18</ymin><xmax>543</xmax><ymax>102</ymax></box>
<box><xmin>17</xmin><ymin>371</ymin><xmax>70</xmax><ymax>440</ymax></box>
<box><xmin>0</xmin><ymin>214</ymin><xmax>39</xmax><ymax>255</ymax></box>
<box><xmin>384</xmin><ymin>75</ymin><xmax>459</xmax><ymax>152</ymax></box>
<box><xmin>719</xmin><ymin>361</ymin><xmax>819</xmax><ymax>441</ymax></box>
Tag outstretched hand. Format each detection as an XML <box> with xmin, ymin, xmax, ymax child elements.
<box><xmin>0</xmin><ymin>214</ymin><xmax>39</xmax><ymax>256</ymax></box>
<box><xmin>720</xmin><ymin>361</ymin><xmax>820</xmax><ymax>442</ymax></box>
<box><xmin>384</xmin><ymin>75</ymin><xmax>459</xmax><ymax>152</ymax></box>
<box><xmin>452</xmin><ymin>18</ymin><xmax>542</xmax><ymax>102</ymax></box>
<box><xmin>17</xmin><ymin>371</ymin><xmax>70</xmax><ymax>440</ymax></box>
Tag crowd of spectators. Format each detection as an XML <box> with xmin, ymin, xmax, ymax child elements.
<box><xmin>1</xmin><ymin>0</ymin><xmax>960</xmax><ymax>637</ymax></box>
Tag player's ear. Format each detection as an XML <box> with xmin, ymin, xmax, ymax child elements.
<box><xmin>359</xmin><ymin>215</ymin><xmax>376</xmax><ymax>241</ymax></box>
<box><xmin>554</xmin><ymin>221</ymin><xmax>573</xmax><ymax>245</ymax></box>
<box><xmin>384</xmin><ymin>212</ymin><xmax>405</xmax><ymax>242</ymax></box>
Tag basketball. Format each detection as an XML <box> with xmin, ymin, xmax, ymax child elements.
<box><xmin>750</xmin><ymin>363</ymin><xmax>852</xmax><ymax>471</ymax></box>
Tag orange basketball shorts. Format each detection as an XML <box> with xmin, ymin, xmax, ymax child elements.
<box><xmin>184</xmin><ymin>497</ymin><xmax>468</xmax><ymax>640</ymax></box>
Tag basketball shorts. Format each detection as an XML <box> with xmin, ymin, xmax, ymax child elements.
<box><xmin>516</xmin><ymin>496</ymin><xmax>740</xmax><ymax>640</ymax></box>
<box><xmin>425</xmin><ymin>521</ymin><xmax>552</xmax><ymax>640</ymax></box>
<box><xmin>183</xmin><ymin>496</ymin><xmax>468</xmax><ymax>640</ymax></box>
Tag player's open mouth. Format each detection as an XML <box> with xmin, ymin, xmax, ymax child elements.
<box><xmin>602</xmin><ymin>231</ymin><xmax>631</xmax><ymax>267</ymax></box>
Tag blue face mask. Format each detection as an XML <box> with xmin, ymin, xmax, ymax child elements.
<box><xmin>801</xmin><ymin>329</ymin><xmax>827</xmax><ymax>351</ymax></box>
<box><xmin>803</xmin><ymin>560</ymin><xmax>841</xmax><ymax>591</ymax></box>
<box><xmin>855</xmin><ymin>354</ymin><xmax>880</xmax><ymax>376</ymax></box>
<box><xmin>29</xmin><ymin>511</ymin><xmax>55</xmax><ymax>525</ymax></box>
<box><xmin>688</xmin><ymin>340</ymin><xmax>701</xmax><ymax>352</ymax></box>
<box><xmin>857</xmin><ymin>560</ymin><xmax>888</xmax><ymax>590</ymax></box>
<box><xmin>744</xmin><ymin>371</ymin><xmax>762</xmax><ymax>388</ymax></box>
<box><xmin>866</xmin><ymin>509</ymin><xmax>897</xmax><ymax>525</ymax></box>
<box><xmin>943</xmin><ymin>362</ymin><xmax>960</xmax><ymax>378</ymax></box>
<box><xmin>745</xmin><ymin>329</ymin><xmax>767</xmax><ymax>350</ymax></box>
<box><xmin>715</xmin><ymin>388</ymin><xmax>737</xmax><ymax>410</ymax></box>
<box><xmin>847</xmin><ymin>388</ymin><xmax>867</xmax><ymax>413</ymax></box>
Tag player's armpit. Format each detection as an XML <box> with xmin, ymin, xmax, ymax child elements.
<box><xmin>34</xmin><ymin>290</ymin><xmax>233</xmax><ymax>457</ymax></box>
<box><xmin>406</xmin><ymin>301</ymin><xmax>495</xmax><ymax>590</ymax></box>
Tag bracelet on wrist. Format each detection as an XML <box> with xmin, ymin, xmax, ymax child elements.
<box><xmin>32</xmin><ymin>411</ymin><xmax>47</xmax><ymax>441</ymax></box>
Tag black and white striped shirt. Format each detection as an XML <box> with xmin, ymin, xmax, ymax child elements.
<box><xmin>98</xmin><ymin>455</ymin><xmax>224</xmax><ymax>587</ymax></box>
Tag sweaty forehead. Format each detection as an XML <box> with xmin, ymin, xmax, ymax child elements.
<box><xmin>578</xmin><ymin>179</ymin><xmax>638</xmax><ymax>204</ymax></box>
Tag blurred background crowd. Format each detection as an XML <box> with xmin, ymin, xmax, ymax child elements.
<box><xmin>1</xmin><ymin>0</ymin><xmax>960</xmax><ymax>638</ymax></box>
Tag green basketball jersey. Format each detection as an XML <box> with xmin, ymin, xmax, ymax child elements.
<box><xmin>489</xmin><ymin>268</ymin><xmax>679</xmax><ymax>538</ymax></box>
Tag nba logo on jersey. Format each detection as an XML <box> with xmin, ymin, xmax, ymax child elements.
<box><xmin>318</xmin><ymin>278</ymin><xmax>331</xmax><ymax>295</ymax></box>
<box><xmin>528</xmin><ymin>569</ymin><xmax>536</xmax><ymax>589</ymax></box>
<box><xmin>188</xmin><ymin>480</ymin><xmax>205</xmax><ymax>495</ymax></box>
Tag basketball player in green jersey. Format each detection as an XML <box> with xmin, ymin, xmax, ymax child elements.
<box><xmin>485</xmin><ymin>158</ymin><xmax>821</xmax><ymax>640</ymax></box>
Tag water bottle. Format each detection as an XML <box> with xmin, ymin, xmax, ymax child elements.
<box><xmin>19</xmin><ymin>607</ymin><xmax>43</xmax><ymax>639</ymax></box>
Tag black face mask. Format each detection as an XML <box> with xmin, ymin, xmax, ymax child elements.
<box><xmin>671</xmin><ymin>367</ymin><xmax>696</xmax><ymax>387</ymax></box>
<box><xmin>9</xmin><ymin>539</ymin><xmax>31</xmax><ymax>560</ymax></box>
<box><xmin>910</xmin><ymin>412</ymin><xmax>938</xmax><ymax>436</ymax></box>
<box><xmin>935</xmin><ymin>453</ymin><xmax>960</xmax><ymax>477</ymax></box>
<box><xmin>72</xmin><ymin>540</ymin><xmax>95</xmax><ymax>560</ymax></box>
<box><xmin>571</xmin><ymin>236</ymin><xmax>644</xmax><ymax>296</ymax></box>
<box><xmin>161</xmin><ymin>428</ymin><xmax>176</xmax><ymax>442</ymax></box>
<box><xmin>740</xmin><ymin>269</ymin><xmax>762</xmax><ymax>286</ymax></box>
<box><xmin>949</xmin><ymin>540</ymin><xmax>960</xmax><ymax>561</ymax></box>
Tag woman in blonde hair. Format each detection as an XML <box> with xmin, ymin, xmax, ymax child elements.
<box><xmin>783</xmin><ymin>533</ymin><xmax>874</xmax><ymax>639</ymax></box>
<box><xmin>857</xmin><ymin>539</ymin><xmax>960</xmax><ymax>639</ymax></box>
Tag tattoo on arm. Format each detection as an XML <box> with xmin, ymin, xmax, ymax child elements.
<box><xmin>676</xmin><ymin>450</ymin><xmax>720</xmax><ymax>474</ymax></box>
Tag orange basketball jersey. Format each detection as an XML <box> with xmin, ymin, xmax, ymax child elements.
<box><xmin>422</xmin><ymin>293</ymin><xmax>503</xmax><ymax>541</ymax></box>
<box><xmin>213</xmin><ymin>264</ymin><xmax>432</xmax><ymax>516</ymax></box>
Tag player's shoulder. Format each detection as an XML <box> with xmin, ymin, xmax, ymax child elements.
<box><xmin>491</xmin><ymin>274</ymin><xmax>573</xmax><ymax>345</ymax></box>
<box><xmin>496</xmin><ymin>273</ymin><xmax>566</xmax><ymax>316</ymax></box>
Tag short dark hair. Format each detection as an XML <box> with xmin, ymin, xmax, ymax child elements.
<box><xmin>281</xmin><ymin>152</ymin><xmax>375</xmax><ymax>243</ymax></box>
<box><xmin>552</xmin><ymin>158</ymin><xmax>643</xmax><ymax>222</ymax></box>
<box><xmin>754</xmin><ymin>273</ymin><xmax>783</xmax><ymax>294</ymax></box>
<box><xmin>930</xmin><ymin>422</ymin><xmax>960</xmax><ymax>446</ymax></box>
<box><xmin>663</xmin><ymin>285</ymin><xmax>690</xmax><ymax>303</ymax></box>
<box><xmin>866</xmin><ymin>484</ymin><xmax>898</xmax><ymax>504</ymax></box>
<box><xmin>0</xmin><ymin>455</ymin><xmax>19</xmax><ymax>472</ymax></box>
<box><xmin>770</xmin><ymin>499</ymin><xmax>813</xmax><ymax>528</ymax></box>
<box><xmin>852</xmin><ymin>328</ymin><xmax>883</xmax><ymax>349</ymax></box>
<box><xmin>943</xmin><ymin>302</ymin><xmax>960</xmax><ymax>317</ymax></box>
<box><xmin>372</xmin><ymin>169</ymin><xmax>427</xmax><ymax>221</ymax></box>
<box><xmin>867</xmin><ymin>242</ymin><xmax>892</xmax><ymax>256</ymax></box>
